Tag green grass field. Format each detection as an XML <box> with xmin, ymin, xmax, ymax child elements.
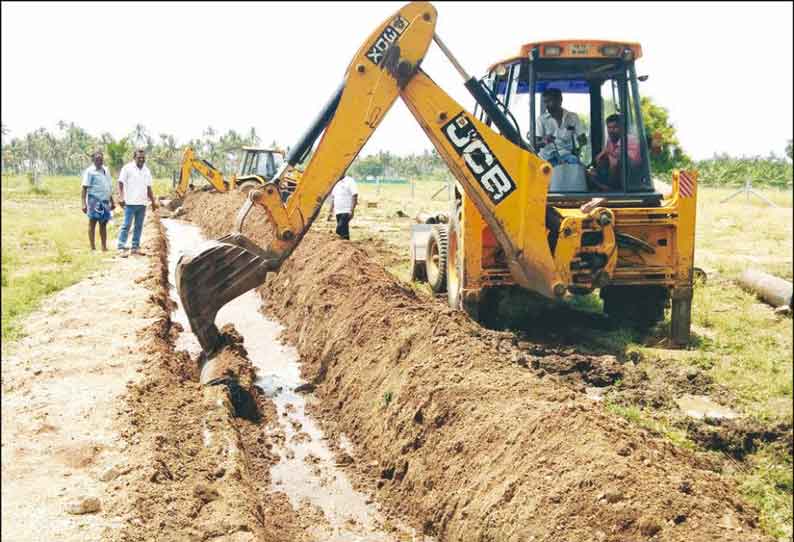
<box><xmin>0</xmin><ymin>174</ymin><xmax>171</xmax><ymax>343</ymax></box>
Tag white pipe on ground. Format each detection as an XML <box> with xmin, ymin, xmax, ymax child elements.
<box><xmin>737</xmin><ymin>268</ymin><xmax>793</xmax><ymax>308</ymax></box>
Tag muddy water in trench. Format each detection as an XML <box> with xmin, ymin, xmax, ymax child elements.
<box><xmin>163</xmin><ymin>219</ymin><xmax>430</xmax><ymax>542</ymax></box>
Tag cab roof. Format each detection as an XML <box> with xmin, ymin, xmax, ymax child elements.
<box><xmin>488</xmin><ymin>40</ymin><xmax>643</xmax><ymax>72</ymax></box>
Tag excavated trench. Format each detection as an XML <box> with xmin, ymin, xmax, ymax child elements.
<box><xmin>163</xmin><ymin>218</ymin><xmax>431</xmax><ymax>541</ymax></box>
<box><xmin>169</xmin><ymin>190</ymin><xmax>778</xmax><ymax>542</ymax></box>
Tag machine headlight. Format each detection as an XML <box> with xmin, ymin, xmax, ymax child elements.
<box><xmin>600</xmin><ymin>45</ymin><xmax>621</xmax><ymax>57</ymax></box>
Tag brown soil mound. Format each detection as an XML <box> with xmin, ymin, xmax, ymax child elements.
<box><xmin>182</xmin><ymin>191</ymin><xmax>772</xmax><ymax>542</ymax></box>
<box><xmin>180</xmin><ymin>190</ymin><xmax>271</xmax><ymax>242</ymax></box>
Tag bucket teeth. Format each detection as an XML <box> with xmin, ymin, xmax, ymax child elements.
<box><xmin>176</xmin><ymin>235</ymin><xmax>275</xmax><ymax>353</ymax></box>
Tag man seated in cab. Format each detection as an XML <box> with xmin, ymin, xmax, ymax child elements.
<box><xmin>588</xmin><ymin>113</ymin><xmax>642</xmax><ymax>191</ymax></box>
<box><xmin>536</xmin><ymin>87</ymin><xmax>588</xmax><ymax>166</ymax></box>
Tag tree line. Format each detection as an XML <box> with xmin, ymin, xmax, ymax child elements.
<box><xmin>0</xmin><ymin>122</ymin><xmax>271</xmax><ymax>179</ymax></box>
<box><xmin>0</xmin><ymin>121</ymin><xmax>452</xmax><ymax>182</ymax></box>
<box><xmin>1</xmin><ymin>94</ymin><xmax>791</xmax><ymax>188</ymax></box>
<box><xmin>0</xmin><ymin>120</ymin><xmax>452</xmax><ymax>181</ymax></box>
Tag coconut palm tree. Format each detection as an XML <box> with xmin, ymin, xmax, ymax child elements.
<box><xmin>202</xmin><ymin>126</ymin><xmax>220</xmax><ymax>167</ymax></box>
<box><xmin>24</xmin><ymin>129</ymin><xmax>49</xmax><ymax>185</ymax></box>
<box><xmin>105</xmin><ymin>137</ymin><xmax>131</xmax><ymax>177</ymax></box>
<box><xmin>246</xmin><ymin>126</ymin><xmax>260</xmax><ymax>146</ymax></box>
<box><xmin>1</xmin><ymin>124</ymin><xmax>10</xmax><ymax>173</ymax></box>
<box><xmin>60</xmin><ymin>122</ymin><xmax>94</xmax><ymax>174</ymax></box>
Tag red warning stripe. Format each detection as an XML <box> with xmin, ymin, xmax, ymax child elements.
<box><xmin>679</xmin><ymin>171</ymin><xmax>694</xmax><ymax>197</ymax></box>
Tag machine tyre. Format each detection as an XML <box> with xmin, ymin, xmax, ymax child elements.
<box><xmin>692</xmin><ymin>267</ymin><xmax>707</xmax><ymax>285</ymax></box>
<box><xmin>426</xmin><ymin>225</ymin><xmax>449</xmax><ymax>294</ymax></box>
<box><xmin>237</xmin><ymin>180</ymin><xmax>262</xmax><ymax>194</ymax></box>
<box><xmin>601</xmin><ymin>285</ymin><xmax>668</xmax><ymax>327</ymax></box>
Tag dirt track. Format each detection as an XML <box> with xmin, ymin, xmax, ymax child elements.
<box><xmin>1</xmin><ymin>224</ymin><xmax>158</xmax><ymax>541</ymax></box>
<box><xmin>178</xmin><ymin>190</ymin><xmax>775</xmax><ymax>541</ymax></box>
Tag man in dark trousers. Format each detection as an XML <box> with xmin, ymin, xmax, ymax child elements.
<box><xmin>327</xmin><ymin>174</ymin><xmax>358</xmax><ymax>240</ymax></box>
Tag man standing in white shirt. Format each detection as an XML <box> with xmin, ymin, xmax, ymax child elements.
<box><xmin>327</xmin><ymin>174</ymin><xmax>358</xmax><ymax>240</ymax></box>
<box><xmin>116</xmin><ymin>149</ymin><xmax>158</xmax><ymax>257</ymax></box>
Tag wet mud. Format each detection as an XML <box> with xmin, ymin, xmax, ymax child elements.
<box><xmin>163</xmin><ymin>217</ymin><xmax>430</xmax><ymax>541</ymax></box>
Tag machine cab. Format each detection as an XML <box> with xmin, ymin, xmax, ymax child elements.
<box><xmin>478</xmin><ymin>40</ymin><xmax>659</xmax><ymax>205</ymax></box>
<box><xmin>238</xmin><ymin>147</ymin><xmax>286</xmax><ymax>181</ymax></box>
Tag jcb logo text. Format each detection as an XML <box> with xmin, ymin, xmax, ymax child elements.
<box><xmin>442</xmin><ymin>113</ymin><xmax>516</xmax><ymax>204</ymax></box>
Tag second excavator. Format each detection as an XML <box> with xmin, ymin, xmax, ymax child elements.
<box><xmin>176</xmin><ymin>1</ymin><xmax>698</xmax><ymax>354</ymax></box>
<box><xmin>173</xmin><ymin>146</ymin><xmax>287</xmax><ymax>198</ymax></box>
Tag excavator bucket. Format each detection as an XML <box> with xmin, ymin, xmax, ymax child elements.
<box><xmin>176</xmin><ymin>233</ymin><xmax>277</xmax><ymax>353</ymax></box>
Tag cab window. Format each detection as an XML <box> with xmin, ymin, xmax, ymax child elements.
<box><xmin>489</xmin><ymin>55</ymin><xmax>655</xmax><ymax>197</ymax></box>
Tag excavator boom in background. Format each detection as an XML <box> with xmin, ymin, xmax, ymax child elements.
<box><xmin>176</xmin><ymin>1</ymin><xmax>697</xmax><ymax>353</ymax></box>
<box><xmin>174</xmin><ymin>147</ymin><xmax>229</xmax><ymax>197</ymax></box>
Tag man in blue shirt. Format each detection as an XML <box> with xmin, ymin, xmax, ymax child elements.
<box><xmin>81</xmin><ymin>151</ymin><xmax>115</xmax><ymax>251</ymax></box>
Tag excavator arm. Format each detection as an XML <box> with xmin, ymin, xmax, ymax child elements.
<box><xmin>176</xmin><ymin>1</ymin><xmax>600</xmax><ymax>352</ymax></box>
<box><xmin>175</xmin><ymin>147</ymin><xmax>231</xmax><ymax>198</ymax></box>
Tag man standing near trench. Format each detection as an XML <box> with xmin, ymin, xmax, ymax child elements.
<box><xmin>327</xmin><ymin>173</ymin><xmax>358</xmax><ymax>240</ymax></box>
<box><xmin>116</xmin><ymin>149</ymin><xmax>158</xmax><ymax>257</ymax></box>
<box><xmin>81</xmin><ymin>150</ymin><xmax>115</xmax><ymax>251</ymax></box>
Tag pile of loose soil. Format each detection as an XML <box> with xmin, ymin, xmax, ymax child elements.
<box><xmin>181</xmin><ymin>191</ymin><xmax>773</xmax><ymax>542</ymax></box>
<box><xmin>179</xmin><ymin>191</ymin><xmax>272</xmax><ymax>242</ymax></box>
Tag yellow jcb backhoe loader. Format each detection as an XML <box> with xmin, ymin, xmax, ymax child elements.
<box><xmin>176</xmin><ymin>1</ymin><xmax>698</xmax><ymax>354</ymax></box>
<box><xmin>173</xmin><ymin>146</ymin><xmax>287</xmax><ymax>198</ymax></box>
<box><xmin>412</xmin><ymin>39</ymin><xmax>697</xmax><ymax>333</ymax></box>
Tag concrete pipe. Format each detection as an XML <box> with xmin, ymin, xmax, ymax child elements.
<box><xmin>737</xmin><ymin>268</ymin><xmax>793</xmax><ymax>308</ymax></box>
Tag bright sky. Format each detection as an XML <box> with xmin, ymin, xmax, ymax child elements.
<box><xmin>2</xmin><ymin>1</ymin><xmax>792</xmax><ymax>160</ymax></box>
